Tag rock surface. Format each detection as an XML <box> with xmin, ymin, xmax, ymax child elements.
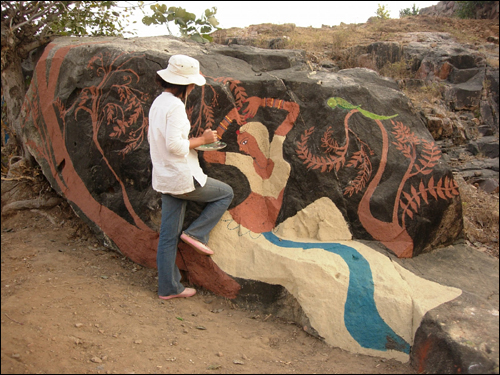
<box><xmin>400</xmin><ymin>244</ymin><xmax>499</xmax><ymax>374</ymax></box>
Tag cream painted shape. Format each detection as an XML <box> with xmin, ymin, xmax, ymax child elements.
<box><xmin>209</xmin><ymin>198</ymin><xmax>462</xmax><ymax>362</ymax></box>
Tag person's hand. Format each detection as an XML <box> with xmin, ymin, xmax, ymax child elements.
<box><xmin>202</xmin><ymin>129</ymin><xmax>217</xmax><ymax>144</ymax></box>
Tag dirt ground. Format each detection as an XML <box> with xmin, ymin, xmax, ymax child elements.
<box><xmin>1</xmin><ymin>204</ymin><xmax>415</xmax><ymax>375</ymax></box>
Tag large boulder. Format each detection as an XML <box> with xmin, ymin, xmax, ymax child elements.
<box><xmin>20</xmin><ymin>35</ymin><xmax>464</xmax><ymax>361</ymax></box>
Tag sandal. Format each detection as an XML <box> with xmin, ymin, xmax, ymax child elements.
<box><xmin>180</xmin><ymin>232</ymin><xmax>214</xmax><ymax>256</ymax></box>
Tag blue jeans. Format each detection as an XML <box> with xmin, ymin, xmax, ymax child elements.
<box><xmin>157</xmin><ymin>177</ymin><xmax>234</xmax><ymax>297</ymax></box>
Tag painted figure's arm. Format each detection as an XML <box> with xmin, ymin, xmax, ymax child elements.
<box><xmin>203</xmin><ymin>150</ymin><xmax>226</xmax><ymax>164</ymax></box>
<box><xmin>242</xmin><ymin>97</ymin><xmax>300</xmax><ymax>136</ymax></box>
<box><xmin>216</xmin><ymin>107</ymin><xmax>244</xmax><ymax>139</ymax></box>
<box><xmin>275</xmin><ymin>100</ymin><xmax>299</xmax><ymax>136</ymax></box>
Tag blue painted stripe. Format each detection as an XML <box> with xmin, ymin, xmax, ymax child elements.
<box><xmin>262</xmin><ymin>231</ymin><xmax>410</xmax><ymax>354</ymax></box>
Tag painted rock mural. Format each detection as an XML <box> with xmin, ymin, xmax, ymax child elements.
<box><xmin>21</xmin><ymin>36</ymin><xmax>463</xmax><ymax>361</ymax></box>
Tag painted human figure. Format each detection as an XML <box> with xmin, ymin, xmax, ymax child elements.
<box><xmin>203</xmin><ymin>94</ymin><xmax>412</xmax><ymax>354</ymax></box>
<box><xmin>204</xmin><ymin>96</ymin><xmax>299</xmax><ymax>232</ymax></box>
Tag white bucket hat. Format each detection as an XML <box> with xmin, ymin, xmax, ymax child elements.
<box><xmin>157</xmin><ymin>55</ymin><xmax>206</xmax><ymax>86</ymax></box>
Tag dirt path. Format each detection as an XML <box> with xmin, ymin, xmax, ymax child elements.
<box><xmin>1</xmin><ymin>208</ymin><xmax>415</xmax><ymax>374</ymax></box>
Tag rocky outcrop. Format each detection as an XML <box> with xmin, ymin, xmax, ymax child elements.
<box><xmin>420</xmin><ymin>1</ymin><xmax>500</xmax><ymax>20</ymax></box>
<box><xmin>334</xmin><ymin>38</ymin><xmax>498</xmax><ymax>170</ymax></box>
<box><xmin>213</xmin><ymin>22</ymin><xmax>499</xmax><ymax>193</ymax></box>
<box><xmin>214</xmin><ymin>22</ymin><xmax>499</xmax><ymax>200</ymax></box>
<box><xmin>331</xmin><ymin>30</ymin><xmax>499</xmax><ymax>198</ymax></box>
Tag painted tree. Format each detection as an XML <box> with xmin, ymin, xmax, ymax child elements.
<box><xmin>296</xmin><ymin>97</ymin><xmax>460</xmax><ymax>258</ymax></box>
<box><xmin>1</xmin><ymin>1</ymin><xmax>138</xmax><ymax>162</ymax></box>
<box><xmin>2</xmin><ymin>1</ymin><xmax>221</xmax><ymax>164</ymax></box>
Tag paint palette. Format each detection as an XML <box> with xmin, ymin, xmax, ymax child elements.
<box><xmin>195</xmin><ymin>141</ymin><xmax>227</xmax><ymax>151</ymax></box>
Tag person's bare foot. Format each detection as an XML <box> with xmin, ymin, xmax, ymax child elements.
<box><xmin>158</xmin><ymin>287</ymin><xmax>196</xmax><ymax>300</ymax></box>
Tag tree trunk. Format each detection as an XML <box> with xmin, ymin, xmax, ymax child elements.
<box><xmin>1</xmin><ymin>55</ymin><xmax>34</xmax><ymax>165</ymax></box>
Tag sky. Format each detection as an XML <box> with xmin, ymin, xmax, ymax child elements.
<box><xmin>123</xmin><ymin>1</ymin><xmax>440</xmax><ymax>37</ymax></box>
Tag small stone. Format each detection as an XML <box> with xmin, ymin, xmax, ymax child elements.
<box><xmin>196</xmin><ymin>326</ymin><xmax>207</xmax><ymax>330</ymax></box>
<box><xmin>11</xmin><ymin>353</ymin><xmax>20</xmax><ymax>359</ymax></box>
<box><xmin>134</xmin><ymin>340</ymin><xmax>142</xmax><ymax>344</ymax></box>
<box><xmin>233</xmin><ymin>360</ymin><xmax>244</xmax><ymax>365</ymax></box>
<box><xmin>217</xmin><ymin>352</ymin><xmax>223</xmax><ymax>357</ymax></box>
<box><xmin>91</xmin><ymin>356</ymin><xmax>102</xmax><ymax>363</ymax></box>
<box><xmin>75</xmin><ymin>323</ymin><xmax>83</xmax><ymax>328</ymax></box>
<box><xmin>207</xmin><ymin>364</ymin><xmax>222</xmax><ymax>370</ymax></box>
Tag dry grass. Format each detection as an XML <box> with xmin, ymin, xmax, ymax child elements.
<box><xmin>486</xmin><ymin>57</ymin><xmax>500</xmax><ymax>68</ymax></box>
<box><xmin>457</xmin><ymin>176</ymin><xmax>499</xmax><ymax>258</ymax></box>
<box><xmin>379</xmin><ymin>59</ymin><xmax>415</xmax><ymax>79</ymax></box>
<box><xmin>403</xmin><ymin>82</ymin><xmax>446</xmax><ymax>105</ymax></box>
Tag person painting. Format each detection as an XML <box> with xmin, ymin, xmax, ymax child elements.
<box><xmin>148</xmin><ymin>55</ymin><xmax>234</xmax><ymax>301</ymax></box>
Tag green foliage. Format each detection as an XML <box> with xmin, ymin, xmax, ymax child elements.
<box><xmin>1</xmin><ymin>1</ymin><xmax>138</xmax><ymax>39</ymax></box>
<box><xmin>399</xmin><ymin>4</ymin><xmax>420</xmax><ymax>18</ymax></box>
<box><xmin>52</xmin><ymin>1</ymin><xmax>135</xmax><ymax>36</ymax></box>
<box><xmin>455</xmin><ymin>1</ymin><xmax>495</xmax><ymax>19</ymax></box>
<box><xmin>142</xmin><ymin>5</ymin><xmax>219</xmax><ymax>43</ymax></box>
<box><xmin>376</xmin><ymin>4</ymin><xmax>391</xmax><ymax>19</ymax></box>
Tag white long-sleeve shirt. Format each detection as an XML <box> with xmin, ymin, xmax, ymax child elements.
<box><xmin>148</xmin><ymin>91</ymin><xmax>207</xmax><ymax>195</ymax></box>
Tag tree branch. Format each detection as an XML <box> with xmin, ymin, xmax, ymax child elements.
<box><xmin>18</xmin><ymin>35</ymin><xmax>54</xmax><ymax>58</ymax></box>
<box><xmin>11</xmin><ymin>1</ymin><xmax>75</xmax><ymax>32</ymax></box>
<box><xmin>12</xmin><ymin>6</ymin><xmax>51</xmax><ymax>32</ymax></box>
